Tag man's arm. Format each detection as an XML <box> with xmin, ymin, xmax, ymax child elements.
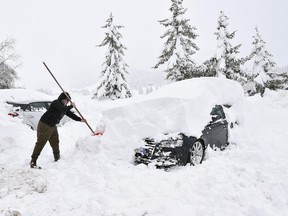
<box><xmin>66</xmin><ymin>110</ymin><xmax>82</xmax><ymax>121</ymax></box>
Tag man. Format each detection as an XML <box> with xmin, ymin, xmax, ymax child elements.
<box><xmin>30</xmin><ymin>92</ymin><xmax>86</xmax><ymax>168</ymax></box>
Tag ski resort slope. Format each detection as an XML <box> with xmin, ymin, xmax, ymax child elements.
<box><xmin>1</xmin><ymin>85</ymin><xmax>288</xmax><ymax>216</ymax></box>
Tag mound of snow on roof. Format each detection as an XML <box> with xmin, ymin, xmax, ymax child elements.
<box><xmin>0</xmin><ymin>89</ymin><xmax>53</xmax><ymax>103</ymax></box>
<box><xmin>102</xmin><ymin>77</ymin><xmax>244</xmax><ymax>143</ymax></box>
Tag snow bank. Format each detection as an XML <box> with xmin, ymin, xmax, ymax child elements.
<box><xmin>102</xmin><ymin>77</ymin><xmax>244</xmax><ymax>142</ymax></box>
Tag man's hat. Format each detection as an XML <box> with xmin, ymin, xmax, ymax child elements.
<box><xmin>58</xmin><ymin>92</ymin><xmax>71</xmax><ymax>101</ymax></box>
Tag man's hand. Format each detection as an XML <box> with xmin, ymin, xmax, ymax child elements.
<box><xmin>71</xmin><ymin>102</ymin><xmax>76</xmax><ymax>108</ymax></box>
<box><xmin>81</xmin><ymin>119</ymin><xmax>87</xmax><ymax>123</ymax></box>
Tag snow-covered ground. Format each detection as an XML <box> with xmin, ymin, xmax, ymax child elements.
<box><xmin>1</xmin><ymin>81</ymin><xmax>288</xmax><ymax>216</ymax></box>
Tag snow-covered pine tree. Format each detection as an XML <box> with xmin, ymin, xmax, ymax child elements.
<box><xmin>0</xmin><ymin>38</ymin><xmax>19</xmax><ymax>89</ymax></box>
<box><xmin>214</xmin><ymin>11</ymin><xmax>243</xmax><ymax>81</ymax></box>
<box><xmin>153</xmin><ymin>0</ymin><xmax>199</xmax><ymax>81</ymax></box>
<box><xmin>201</xmin><ymin>57</ymin><xmax>218</xmax><ymax>77</ymax></box>
<box><xmin>271</xmin><ymin>65</ymin><xmax>288</xmax><ymax>90</ymax></box>
<box><xmin>246</xmin><ymin>27</ymin><xmax>277</xmax><ymax>96</ymax></box>
<box><xmin>93</xmin><ymin>13</ymin><xmax>132</xmax><ymax>100</ymax></box>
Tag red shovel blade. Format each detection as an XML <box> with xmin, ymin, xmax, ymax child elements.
<box><xmin>92</xmin><ymin>129</ymin><xmax>104</xmax><ymax>136</ymax></box>
<box><xmin>94</xmin><ymin>132</ymin><xmax>104</xmax><ymax>136</ymax></box>
<box><xmin>92</xmin><ymin>122</ymin><xmax>105</xmax><ymax>136</ymax></box>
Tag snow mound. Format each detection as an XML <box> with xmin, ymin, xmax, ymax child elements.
<box><xmin>102</xmin><ymin>77</ymin><xmax>244</xmax><ymax>142</ymax></box>
<box><xmin>0</xmin><ymin>89</ymin><xmax>53</xmax><ymax>103</ymax></box>
<box><xmin>146</xmin><ymin>77</ymin><xmax>242</xmax><ymax>101</ymax></box>
<box><xmin>75</xmin><ymin>136</ymin><xmax>102</xmax><ymax>154</ymax></box>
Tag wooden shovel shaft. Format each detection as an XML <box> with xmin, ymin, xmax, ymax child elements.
<box><xmin>43</xmin><ymin>62</ymin><xmax>95</xmax><ymax>134</ymax></box>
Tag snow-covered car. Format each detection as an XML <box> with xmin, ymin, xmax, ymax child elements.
<box><xmin>7</xmin><ymin>100</ymin><xmax>69</xmax><ymax>130</ymax></box>
<box><xmin>134</xmin><ymin>104</ymin><xmax>233</xmax><ymax>167</ymax></box>
<box><xmin>102</xmin><ymin>77</ymin><xmax>244</xmax><ymax>167</ymax></box>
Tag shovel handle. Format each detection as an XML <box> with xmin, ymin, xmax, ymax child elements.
<box><xmin>43</xmin><ymin>62</ymin><xmax>95</xmax><ymax>134</ymax></box>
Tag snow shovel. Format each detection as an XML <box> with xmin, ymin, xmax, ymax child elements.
<box><xmin>42</xmin><ymin>62</ymin><xmax>103</xmax><ymax>136</ymax></box>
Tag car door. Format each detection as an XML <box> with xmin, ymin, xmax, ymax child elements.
<box><xmin>22</xmin><ymin>102</ymin><xmax>47</xmax><ymax>130</ymax></box>
<box><xmin>201</xmin><ymin>105</ymin><xmax>228</xmax><ymax>150</ymax></box>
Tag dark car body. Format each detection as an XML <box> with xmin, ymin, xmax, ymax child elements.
<box><xmin>134</xmin><ymin>104</ymin><xmax>230</xmax><ymax>168</ymax></box>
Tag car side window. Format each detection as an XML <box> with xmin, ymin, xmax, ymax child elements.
<box><xmin>27</xmin><ymin>102</ymin><xmax>47</xmax><ymax>112</ymax></box>
<box><xmin>210</xmin><ymin>105</ymin><xmax>226</xmax><ymax>122</ymax></box>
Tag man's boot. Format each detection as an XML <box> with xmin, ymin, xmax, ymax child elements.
<box><xmin>54</xmin><ymin>153</ymin><xmax>60</xmax><ymax>162</ymax></box>
<box><xmin>30</xmin><ymin>160</ymin><xmax>37</xmax><ymax>168</ymax></box>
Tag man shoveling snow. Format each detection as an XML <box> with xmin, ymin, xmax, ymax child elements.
<box><xmin>29</xmin><ymin>92</ymin><xmax>86</xmax><ymax>169</ymax></box>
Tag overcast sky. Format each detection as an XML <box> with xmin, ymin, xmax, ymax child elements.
<box><xmin>1</xmin><ymin>0</ymin><xmax>287</xmax><ymax>90</ymax></box>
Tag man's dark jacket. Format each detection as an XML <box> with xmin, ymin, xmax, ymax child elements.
<box><xmin>40</xmin><ymin>93</ymin><xmax>81</xmax><ymax>127</ymax></box>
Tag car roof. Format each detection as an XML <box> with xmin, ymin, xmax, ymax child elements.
<box><xmin>6</xmin><ymin>100</ymin><xmax>52</xmax><ymax>105</ymax></box>
<box><xmin>6</xmin><ymin>101</ymin><xmax>52</xmax><ymax>110</ymax></box>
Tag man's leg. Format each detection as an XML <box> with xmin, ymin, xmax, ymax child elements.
<box><xmin>30</xmin><ymin>121</ymin><xmax>53</xmax><ymax>167</ymax></box>
<box><xmin>49</xmin><ymin>126</ymin><xmax>60</xmax><ymax>161</ymax></box>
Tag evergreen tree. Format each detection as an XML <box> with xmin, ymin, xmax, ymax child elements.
<box><xmin>201</xmin><ymin>57</ymin><xmax>218</xmax><ymax>77</ymax></box>
<box><xmin>93</xmin><ymin>13</ymin><xmax>132</xmax><ymax>100</ymax></box>
<box><xmin>153</xmin><ymin>0</ymin><xmax>199</xmax><ymax>81</ymax></box>
<box><xmin>246</xmin><ymin>27</ymin><xmax>276</xmax><ymax>96</ymax></box>
<box><xmin>214</xmin><ymin>11</ymin><xmax>243</xmax><ymax>81</ymax></box>
<box><xmin>0</xmin><ymin>38</ymin><xmax>19</xmax><ymax>89</ymax></box>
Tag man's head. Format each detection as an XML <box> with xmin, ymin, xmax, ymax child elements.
<box><xmin>58</xmin><ymin>92</ymin><xmax>71</xmax><ymax>106</ymax></box>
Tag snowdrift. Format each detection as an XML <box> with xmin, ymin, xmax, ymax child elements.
<box><xmin>102</xmin><ymin>77</ymin><xmax>245</xmax><ymax>142</ymax></box>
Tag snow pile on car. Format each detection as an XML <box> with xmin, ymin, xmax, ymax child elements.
<box><xmin>0</xmin><ymin>89</ymin><xmax>53</xmax><ymax>103</ymax></box>
<box><xmin>102</xmin><ymin>77</ymin><xmax>244</xmax><ymax>142</ymax></box>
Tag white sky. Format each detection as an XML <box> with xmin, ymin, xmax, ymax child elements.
<box><xmin>1</xmin><ymin>0</ymin><xmax>287</xmax><ymax>90</ymax></box>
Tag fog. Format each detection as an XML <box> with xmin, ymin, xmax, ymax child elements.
<box><xmin>1</xmin><ymin>0</ymin><xmax>287</xmax><ymax>90</ymax></box>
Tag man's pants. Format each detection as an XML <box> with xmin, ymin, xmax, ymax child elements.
<box><xmin>31</xmin><ymin>121</ymin><xmax>59</xmax><ymax>162</ymax></box>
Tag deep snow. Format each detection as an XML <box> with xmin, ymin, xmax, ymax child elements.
<box><xmin>102</xmin><ymin>78</ymin><xmax>244</xmax><ymax>142</ymax></box>
<box><xmin>1</xmin><ymin>83</ymin><xmax>288</xmax><ymax>216</ymax></box>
